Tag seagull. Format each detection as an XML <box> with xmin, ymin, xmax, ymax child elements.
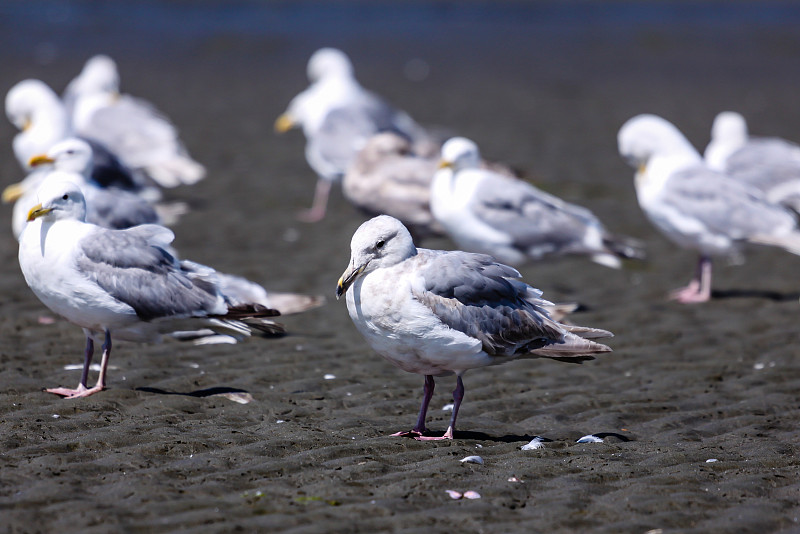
<box><xmin>705</xmin><ymin>111</ymin><xmax>800</xmax><ymax>212</ymax></box>
<box><xmin>618</xmin><ymin>113</ymin><xmax>800</xmax><ymax>303</ymax></box>
<box><xmin>65</xmin><ymin>54</ymin><xmax>206</xmax><ymax>188</ymax></box>
<box><xmin>5</xmin><ymin>78</ymin><xmax>156</xmax><ymax>194</ymax></box>
<box><xmin>431</xmin><ymin>137</ymin><xmax>643</xmax><ymax>268</ymax></box>
<box><xmin>18</xmin><ymin>180</ymin><xmax>284</xmax><ymax>398</ymax></box>
<box><xmin>336</xmin><ymin>215</ymin><xmax>612</xmax><ymax>440</ymax></box>
<box><xmin>343</xmin><ymin>132</ymin><xmax>445</xmax><ymax>240</ymax></box>
<box><xmin>4</xmin><ymin>137</ymin><xmax>163</xmax><ymax>238</ymax></box>
<box><xmin>275</xmin><ymin>47</ymin><xmax>432</xmax><ymax>222</ymax></box>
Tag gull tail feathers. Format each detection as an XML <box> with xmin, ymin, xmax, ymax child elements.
<box><xmin>749</xmin><ymin>232</ymin><xmax>800</xmax><ymax>256</ymax></box>
<box><xmin>531</xmin><ymin>329</ymin><xmax>612</xmax><ymax>363</ymax></box>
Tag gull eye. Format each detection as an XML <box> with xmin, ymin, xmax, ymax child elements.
<box><xmin>62</xmin><ymin>194</ymin><xmax>69</xmax><ymax>200</ymax></box>
<box><xmin>376</xmin><ymin>239</ymin><xmax>385</xmax><ymax>249</ymax></box>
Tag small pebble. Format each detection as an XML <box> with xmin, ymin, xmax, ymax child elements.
<box><xmin>507</xmin><ymin>477</ymin><xmax>523</xmax><ymax>483</ymax></box>
<box><xmin>324</xmin><ymin>374</ymin><xmax>336</xmax><ymax>380</ymax></box>
<box><xmin>460</xmin><ymin>455</ymin><xmax>484</xmax><ymax>465</ymax></box>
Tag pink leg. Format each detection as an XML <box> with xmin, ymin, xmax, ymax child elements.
<box><xmin>47</xmin><ymin>331</ymin><xmax>112</xmax><ymax>399</ymax></box>
<box><xmin>297</xmin><ymin>179</ymin><xmax>332</xmax><ymax>223</ymax></box>
<box><xmin>417</xmin><ymin>375</ymin><xmax>464</xmax><ymax>441</ymax></box>
<box><xmin>391</xmin><ymin>375</ymin><xmax>435</xmax><ymax>438</ymax></box>
<box><xmin>669</xmin><ymin>256</ymin><xmax>713</xmax><ymax>303</ymax></box>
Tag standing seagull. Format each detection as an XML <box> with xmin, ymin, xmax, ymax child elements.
<box><xmin>275</xmin><ymin>48</ymin><xmax>431</xmax><ymax>222</ymax></box>
<box><xmin>19</xmin><ymin>180</ymin><xmax>283</xmax><ymax>398</ymax></box>
<box><xmin>705</xmin><ymin>111</ymin><xmax>800</xmax><ymax>212</ymax></box>
<box><xmin>618</xmin><ymin>114</ymin><xmax>800</xmax><ymax>303</ymax></box>
<box><xmin>431</xmin><ymin>137</ymin><xmax>643</xmax><ymax>268</ymax></box>
<box><xmin>336</xmin><ymin>215</ymin><xmax>612</xmax><ymax>440</ymax></box>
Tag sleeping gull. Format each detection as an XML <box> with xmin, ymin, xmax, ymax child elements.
<box><xmin>18</xmin><ymin>180</ymin><xmax>284</xmax><ymax>398</ymax></box>
<box><xmin>336</xmin><ymin>215</ymin><xmax>612</xmax><ymax>440</ymax></box>
<box><xmin>705</xmin><ymin>111</ymin><xmax>800</xmax><ymax>212</ymax></box>
<box><xmin>618</xmin><ymin>114</ymin><xmax>800</xmax><ymax>303</ymax></box>
<box><xmin>64</xmin><ymin>54</ymin><xmax>206</xmax><ymax>188</ymax></box>
<box><xmin>431</xmin><ymin>137</ymin><xmax>643</xmax><ymax>268</ymax></box>
<box><xmin>275</xmin><ymin>47</ymin><xmax>432</xmax><ymax>222</ymax></box>
<box><xmin>343</xmin><ymin>132</ymin><xmax>445</xmax><ymax>240</ymax></box>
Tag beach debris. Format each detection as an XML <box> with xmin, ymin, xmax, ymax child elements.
<box><xmin>64</xmin><ymin>363</ymin><xmax>118</xmax><ymax>372</ymax></box>
<box><xmin>521</xmin><ymin>436</ymin><xmax>546</xmax><ymax>450</ymax></box>
<box><xmin>38</xmin><ymin>315</ymin><xmax>56</xmax><ymax>325</ymax></box>
<box><xmin>577</xmin><ymin>434</ymin><xmax>604</xmax><ymax>443</ymax></box>
<box><xmin>460</xmin><ymin>455</ymin><xmax>484</xmax><ymax>465</ymax></box>
<box><xmin>706</xmin><ymin>458</ymin><xmax>718</xmax><ymax>463</ymax></box>
<box><xmin>213</xmin><ymin>391</ymin><xmax>253</xmax><ymax>404</ymax></box>
<box><xmin>294</xmin><ymin>495</ymin><xmax>340</xmax><ymax>506</ymax></box>
<box><xmin>507</xmin><ymin>477</ymin><xmax>523</xmax><ymax>483</ymax></box>
<box><xmin>446</xmin><ymin>490</ymin><xmax>482</xmax><ymax>500</ymax></box>
<box><xmin>323</xmin><ymin>374</ymin><xmax>336</xmax><ymax>380</ymax></box>
<box><xmin>441</xmin><ymin>403</ymin><xmax>454</xmax><ymax>411</ymax></box>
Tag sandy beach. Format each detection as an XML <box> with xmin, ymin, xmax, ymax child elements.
<box><xmin>1</xmin><ymin>2</ymin><xmax>800</xmax><ymax>532</ymax></box>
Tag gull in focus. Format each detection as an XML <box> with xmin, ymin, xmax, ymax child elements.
<box><xmin>336</xmin><ymin>215</ymin><xmax>612</xmax><ymax>440</ymax></box>
<box><xmin>18</xmin><ymin>180</ymin><xmax>284</xmax><ymax>398</ymax></box>
<box><xmin>705</xmin><ymin>111</ymin><xmax>800</xmax><ymax>212</ymax></box>
<box><xmin>65</xmin><ymin>54</ymin><xmax>206</xmax><ymax>188</ymax></box>
<box><xmin>431</xmin><ymin>137</ymin><xmax>643</xmax><ymax>268</ymax></box>
<box><xmin>618</xmin><ymin>113</ymin><xmax>800</xmax><ymax>303</ymax></box>
<box><xmin>275</xmin><ymin>47</ymin><xmax>433</xmax><ymax>222</ymax></box>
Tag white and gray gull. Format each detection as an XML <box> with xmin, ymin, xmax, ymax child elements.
<box><xmin>619</xmin><ymin>113</ymin><xmax>800</xmax><ymax>303</ymax></box>
<box><xmin>18</xmin><ymin>180</ymin><xmax>284</xmax><ymax>398</ymax></box>
<box><xmin>430</xmin><ymin>137</ymin><xmax>643</xmax><ymax>268</ymax></box>
<box><xmin>336</xmin><ymin>215</ymin><xmax>612</xmax><ymax>440</ymax></box>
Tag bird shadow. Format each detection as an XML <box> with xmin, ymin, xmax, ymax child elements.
<box><xmin>135</xmin><ymin>386</ymin><xmax>249</xmax><ymax>398</ymax></box>
<box><xmin>443</xmin><ymin>431</ymin><xmax>632</xmax><ymax>444</ymax></box>
<box><xmin>711</xmin><ymin>288</ymin><xmax>800</xmax><ymax>302</ymax></box>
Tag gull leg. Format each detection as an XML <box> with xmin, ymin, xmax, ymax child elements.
<box><xmin>392</xmin><ymin>375</ymin><xmax>435</xmax><ymax>438</ymax></box>
<box><xmin>418</xmin><ymin>375</ymin><xmax>464</xmax><ymax>441</ymax></box>
<box><xmin>297</xmin><ymin>178</ymin><xmax>332</xmax><ymax>223</ymax></box>
<box><xmin>46</xmin><ymin>337</ymin><xmax>94</xmax><ymax>397</ymax></box>
<box><xmin>50</xmin><ymin>331</ymin><xmax>112</xmax><ymax>399</ymax></box>
<box><xmin>670</xmin><ymin>256</ymin><xmax>713</xmax><ymax>303</ymax></box>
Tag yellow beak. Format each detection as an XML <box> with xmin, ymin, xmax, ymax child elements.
<box><xmin>438</xmin><ymin>160</ymin><xmax>453</xmax><ymax>169</ymax></box>
<box><xmin>274</xmin><ymin>113</ymin><xmax>295</xmax><ymax>133</ymax></box>
<box><xmin>2</xmin><ymin>182</ymin><xmax>26</xmax><ymax>203</ymax></box>
<box><xmin>28</xmin><ymin>154</ymin><xmax>55</xmax><ymax>168</ymax></box>
<box><xmin>21</xmin><ymin>117</ymin><xmax>32</xmax><ymax>131</ymax></box>
<box><xmin>27</xmin><ymin>203</ymin><xmax>53</xmax><ymax>222</ymax></box>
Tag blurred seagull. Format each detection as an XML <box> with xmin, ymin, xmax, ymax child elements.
<box><xmin>275</xmin><ymin>47</ymin><xmax>432</xmax><ymax>222</ymax></box>
<box><xmin>336</xmin><ymin>215</ymin><xmax>612</xmax><ymax>440</ymax></box>
<box><xmin>18</xmin><ymin>180</ymin><xmax>284</xmax><ymax>398</ymax></box>
<box><xmin>65</xmin><ymin>54</ymin><xmax>206</xmax><ymax>188</ymax></box>
<box><xmin>705</xmin><ymin>111</ymin><xmax>800</xmax><ymax>212</ymax></box>
<box><xmin>618</xmin><ymin>114</ymin><xmax>800</xmax><ymax>303</ymax></box>
<box><xmin>431</xmin><ymin>137</ymin><xmax>643</xmax><ymax>268</ymax></box>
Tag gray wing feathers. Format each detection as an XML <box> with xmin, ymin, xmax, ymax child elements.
<box><xmin>666</xmin><ymin>165</ymin><xmax>797</xmax><ymax>238</ymax></box>
<box><xmin>412</xmin><ymin>250</ymin><xmax>611</xmax><ymax>360</ymax></box>
<box><xmin>77</xmin><ymin>226</ymin><xmax>226</xmax><ymax>320</ymax></box>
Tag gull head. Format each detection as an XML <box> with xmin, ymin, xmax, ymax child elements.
<box><xmin>710</xmin><ymin>111</ymin><xmax>748</xmax><ymax>145</ymax></box>
<box><xmin>336</xmin><ymin>215</ymin><xmax>417</xmax><ymax>299</ymax></box>
<box><xmin>439</xmin><ymin>137</ymin><xmax>481</xmax><ymax>172</ymax></box>
<box><xmin>27</xmin><ymin>177</ymin><xmax>87</xmax><ymax>223</ymax></box>
<box><xmin>29</xmin><ymin>138</ymin><xmax>94</xmax><ymax>175</ymax></box>
<box><xmin>71</xmin><ymin>55</ymin><xmax>120</xmax><ymax>97</ymax></box>
<box><xmin>617</xmin><ymin>114</ymin><xmax>697</xmax><ymax>169</ymax></box>
<box><xmin>307</xmin><ymin>48</ymin><xmax>354</xmax><ymax>83</ymax></box>
<box><xmin>5</xmin><ymin>79</ymin><xmax>61</xmax><ymax>132</ymax></box>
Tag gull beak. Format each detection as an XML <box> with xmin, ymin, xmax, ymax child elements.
<box><xmin>438</xmin><ymin>160</ymin><xmax>453</xmax><ymax>170</ymax></box>
<box><xmin>274</xmin><ymin>113</ymin><xmax>295</xmax><ymax>133</ymax></box>
<box><xmin>638</xmin><ymin>163</ymin><xmax>647</xmax><ymax>174</ymax></box>
<box><xmin>28</xmin><ymin>154</ymin><xmax>55</xmax><ymax>168</ymax></box>
<box><xmin>336</xmin><ymin>263</ymin><xmax>367</xmax><ymax>300</ymax></box>
<box><xmin>2</xmin><ymin>182</ymin><xmax>25</xmax><ymax>203</ymax></box>
<box><xmin>21</xmin><ymin>117</ymin><xmax>32</xmax><ymax>131</ymax></box>
<box><xmin>27</xmin><ymin>203</ymin><xmax>53</xmax><ymax>222</ymax></box>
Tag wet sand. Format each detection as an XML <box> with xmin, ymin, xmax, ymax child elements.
<box><xmin>2</xmin><ymin>2</ymin><xmax>800</xmax><ymax>532</ymax></box>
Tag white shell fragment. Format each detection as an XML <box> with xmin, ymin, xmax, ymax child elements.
<box><xmin>446</xmin><ymin>490</ymin><xmax>462</xmax><ymax>499</ymax></box>
<box><xmin>521</xmin><ymin>437</ymin><xmax>546</xmax><ymax>450</ymax></box>
<box><xmin>446</xmin><ymin>490</ymin><xmax>481</xmax><ymax>500</ymax></box>
<box><xmin>213</xmin><ymin>392</ymin><xmax>254</xmax><ymax>404</ymax></box>
<box><xmin>323</xmin><ymin>374</ymin><xmax>336</xmax><ymax>380</ymax></box>
<box><xmin>441</xmin><ymin>403</ymin><xmax>454</xmax><ymax>411</ymax></box>
<box><xmin>463</xmin><ymin>491</ymin><xmax>481</xmax><ymax>499</ymax></box>
<box><xmin>460</xmin><ymin>455</ymin><xmax>484</xmax><ymax>465</ymax></box>
<box><xmin>706</xmin><ymin>458</ymin><xmax>718</xmax><ymax>463</ymax></box>
<box><xmin>577</xmin><ymin>434</ymin><xmax>604</xmax><ymax>443</ymax></box>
